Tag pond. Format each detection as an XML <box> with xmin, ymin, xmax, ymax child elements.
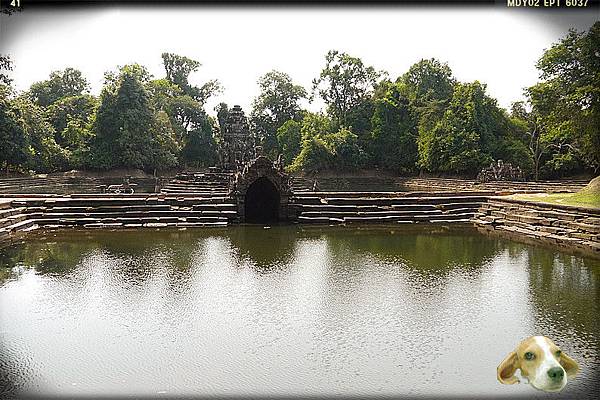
<box><xmin>0</xmin><ymin>225</ymin><xmax>598</xmax><ymax>399</ymax></box>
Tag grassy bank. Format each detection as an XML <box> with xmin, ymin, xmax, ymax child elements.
<box><xmin>511</xmin><ymin>176</ymin><xmax>600</xmax><ymax>209</ymax></box>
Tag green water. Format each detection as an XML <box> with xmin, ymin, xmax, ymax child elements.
<box><xmin>0</xmin><ymin>225</ymin><xmax>598</xmax><ymax>398</ymax></box>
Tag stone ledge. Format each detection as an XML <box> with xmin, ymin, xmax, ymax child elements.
<box><xmin>474</xmin><ymin>198</ymin><xmax>600</xmax><ymax>259</ymax></box>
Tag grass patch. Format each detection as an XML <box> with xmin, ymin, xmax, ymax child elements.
<box><xmin>512</xmin><ymin>176</ymin><xmax>600</xmax><ymax>209</ymax></box>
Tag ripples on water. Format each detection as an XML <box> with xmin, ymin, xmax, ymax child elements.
<box><xmin>0</xmin><ymin>225</ymin><xmax>598</xmax><ymax>398</ymax></box>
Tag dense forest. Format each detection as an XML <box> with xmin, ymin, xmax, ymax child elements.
<box><xmin>0</xmin><ymin>22</ymin><xmax>598</xmax><ymax>179</ymax></box>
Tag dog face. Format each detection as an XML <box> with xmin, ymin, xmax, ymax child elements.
<box><xmin>497</xmin><ymin>336</ymin><xmax>579</xmax><ymax>392</ymax></box>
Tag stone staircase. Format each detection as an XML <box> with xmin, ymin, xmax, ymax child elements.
<box><xmin>289</xmin><ymin>192</ymin><xmax>490</xmax><ymax>224</ymax></box>
<box><xmin>0</xmin><ymin>176</ymin><xmax>162</xmax><ymax>194</ymax></box>
<box><xmin>160</xmin><ymin>172</ymin><xmax>232</xmax><ymax>195</ymax></box>
<box><xmin>403</xmin><ymin>177</ymin><xmax>588</xmax><ymax>193</ymax></box>
<box><xmin>288</xmin><ymin>176</ymin><xmax>588</xmax><ymax>193</ymax></box>
<box><xmin>0</xmin><ymin>201</ymin><xmax>38</xmax><ymax>241</ymax></box>
<box><xmin>0</xmin><ymin>194</ymin><xmax>238</xmax><ymax>241</ymax></box>
<box><xmin>473</xmin><ymin>198</ymin><xmax>600</xmax><ymax>257</ymax></box>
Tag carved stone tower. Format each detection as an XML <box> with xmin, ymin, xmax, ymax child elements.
<box><xmin>219</xmin><ymin>105</ymin><xmax>255</xmax><ymax>171</ymax></box>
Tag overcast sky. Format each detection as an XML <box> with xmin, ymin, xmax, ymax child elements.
<box><xmin>0</xmin><ymin>5</ymin><xmax>597</xmax><ymax>115</ymax></box>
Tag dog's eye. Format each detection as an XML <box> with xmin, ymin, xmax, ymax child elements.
<box><xmin>556</xmin><ymin>350</ymin><xmax>562</xmax><ymax>357</ymax></box>
<box><xmin>524</xmin><ymin>352</ymin><xmax>535</xmax><ymax>360</ymax></box>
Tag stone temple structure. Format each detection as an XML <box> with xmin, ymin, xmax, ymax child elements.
<box><xmin>219</xmin><ymin>105</ymin><xmax>256</xmax><ymax>171</ymax></box>
<box><xmin>229</xmin><ymin>154</ymin><xmax>292</xmax><ymax>223</ymax></box>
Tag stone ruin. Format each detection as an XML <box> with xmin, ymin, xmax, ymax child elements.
<box><xmin>219</xmin><ymin>105</ymin><xmax>256</xmax><ymax>171</ymax></box>
<box><xmin>229</xmin><ymin>154</ymin><xmax>292</xmax><ymax>222</ymax></box>
<box><xmin>477</xmin><ymin>160</ymin><xmax>525</xmax><ymax>183</ymax></box>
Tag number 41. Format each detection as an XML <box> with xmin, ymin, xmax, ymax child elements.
<box><xmin>11</xmin><ymin>0</ymin><xmax>21</xmax><ymax>7</ymax></box>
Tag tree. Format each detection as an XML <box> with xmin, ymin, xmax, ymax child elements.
<box><xmin>325</xmin><ymin>128</ymin><xmax>364</xmax><ymax>170</ymax></box>
<box><xmin>28</xmin><ymin>68</ymin><xmax>90</xmax><ymax>107</ymax></box>
<box><xmin>525</xmin><ymin>22</ymin><xmax>600</xmax><ymax>175</ymax></box>
<box><xmin>215</xmin><ymin>102</ymin><xmax>230</xmax><ymax>132</ymax></box>
<box><xmin>181</xmin><ymin>114</ymin><xmax>218</xmax><ymax>167</ymax></box>
<box><xmin>0</xmin><ymin>86</ymin><xmax>28</xmax><ymax>172</ymax></box>
<box><xmin>161</xmin><ymin>52</ymin><xmax>221</xmax><ymax>104</ymax></box>
<box><xmin>288</xmin><ymin>112</ymin><xmax>334</xmax><ymax>173</ymax></box>
<box><xmin>46</xmin><ymin>94</ymin><xmax>97</xmax><ymax>146</ymax></box>
<box><xmin>13</xmin><ymin>96</ymin><xmax>69</xmax><ymax>173</ymax></box>
<box><xmin>312</xmin><ymin>50</ymin><xmax>383</xmax><ymax>128</ymax></box>
<box><xmin>0</xmin><ymin>55</ymin><xmax>13</xmax><ymax>86</ymax></box>
<box><xmin>418</xmin><ymin>81</ymin><xmax>515</xmax><ymax>175</ymax></box>
<box><xmin>370</xmin><ymin>82</ymin><xmax>418</xmax><ymax>171</ymax></box>
<box><xmin>90</xmin><ymin>65</ymin><xmax>178</xmax><ymax>171</ymax></box>
<box><xmin>289</xmin><ymin>135</ymin><xmax>333</xmax><ymax>173</ymax></box>
<box><xmin>276</xmin><ymin>120</ymin><xmax>302</xmax><ymax>166</ymax></box>
<box><xmin>148</xmin><ymin>70</ymin><xmax>218</xmax><ymax>166</ymax></box>
<box><xmin>250</xmin><ymin>70</ymin><xmax>306</xmax><ymax>158</ymax></box>
<box><xmin>400</xmin><ymin>58</ymin><xmax>455</xmax><ymax>106</ymax></box>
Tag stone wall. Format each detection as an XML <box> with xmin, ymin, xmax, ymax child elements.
<box><xmin>473</xmin><ymin>198</ymin><xmax>600</xmax><ymax>259</ymax></box>
<box><xmin>0</xmin><ymin>194</ymin><xmax>238</xmax><ymax>246</ymax></box>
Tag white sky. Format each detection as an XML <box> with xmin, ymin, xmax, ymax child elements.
<box><xmin>1</xmin><ymin>6</ymin><xmax>598</xmax><ymax>116</ymax></box>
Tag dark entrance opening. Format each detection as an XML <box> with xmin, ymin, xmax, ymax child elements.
<box><xmin>244</xmin><ymin>177</ymin><xmax>280</xmax><ymax>223</ymax></box>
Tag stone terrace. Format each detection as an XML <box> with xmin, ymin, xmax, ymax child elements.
<box><xmin>289</xmin><ymin>191</ymin><xmax>492</xmax><ymax>224</ymax></box>
<box><xmin>473</xmin><ymin>197</ymin><xmax>600</xmax><ymax>258</ymax></box>
<box><xmin>290</xmin><ymin>176</ymin><xmax>588</xmax><ymax>193</ymax></box>
<box><xmin>0</xmin><ymin>194</ymin><xmax>237</xmax><ymax>242</ymax></box>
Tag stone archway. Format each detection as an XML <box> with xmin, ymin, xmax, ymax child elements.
<box><xmin>244</xmin><ymin>177</ymin><xmax>280</xmax><ymax>223</ymax></box>
<box><xmin>229</xmin><ymin>156</ymin><xmax>291</xmax><ymax>223</ymax></box>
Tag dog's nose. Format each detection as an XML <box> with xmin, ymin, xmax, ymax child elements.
<box><xmin>547</xmin><ymin>367</ymin><xmax>564</xmax><ymax>381</ymax></box>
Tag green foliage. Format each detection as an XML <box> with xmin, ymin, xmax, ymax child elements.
<box><xmin>370</xmin><ymin>82</ymin><xmax>417</xmax><ymax>171</ymax></box>
<box><xmin>276</xmin><ymin>120</ymin><xmax>302</xmax><ymax>166</ymax></box>
<box><xmin>1</xmin><ymin>31</ymin><xmax>597</xmax><ymax>178</ymax></box>
<box><xmin>418</xmin><ymin>81</ymin><xmax>511</xmax><ymax>174</ymax></box>
<box><xmin>0</xmin><ymin>86</ymin><xmax>28</xmax><ymax>171</ymax></box>
<box><xmin>288</xmin><ymin>112</ymin><xmax>334</xmax><ymax>173</ymax></box>
<box><xmin>14</xmin><ymin>97</ymin><xmax>70</xmax><ymax>172</ymax></box>
<box><xmin>90</xmin><ymin>65</ymin><xmax>179</xmax><ymax>171</ymax></box>
<box><xmin>250</xmin><ymin>70</ymin><xmax>306</xmax><ymax>159</ymax></box>
<box><xmin>299</xmin><ymin>112</ymin><xmax>333</xmax><ymax>139</ymax></box>
<box><xmin>326</xmin><ymin>128</ymin><xmax>365</xmax><ymax>170</ymax></box>
<box><xmin>0</xmin><ymin>55</ymin><xmax>13</xmax><ymax>86</ymax></box>
<box><xmin>161</xmin><ymin>52</ymin><xmax>221</xmax><ymax>104</ymax></box>
<box><xmin>400</xmin><ymin>58</ymin><xmax>455</xmax><ymax>106</ymax></box>
<box><xmin>289</xmin><ymin>113</ymin><xmax>364</xmax><ymax>172</ymax></box>
<box><xmin>181</xmin><ymin>115</ymin><xmax>218</xmax><ymax>167</ymax></box>
<box><xmin>215</xmin><ymin>102</ymin><xmax>230</xmax><ymax>134</ymax></box>
<box><xmin>28</xmin><ymin>68</ymin><xmax>89</xmax><ymax>107</ymax></box>
<box><xmin>46</xmin><ymin>94</ymin><xmax>97</xmax><ymax>146</ymax></box>
<box><xmin>524</xmin><ymin>22</ymin><xmax>600</xmax><ymax>177</ymax></box>
<box><xmin>289</xmin><ymin>135</ymin><xmax>333</xmax><ymax>173</ymax></box>
<box><xmin>313</xmin><ymin>50</ymin><xmax>383</xmax><ymax>128</ymax></box>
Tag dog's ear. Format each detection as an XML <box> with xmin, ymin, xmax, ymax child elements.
<box><xmin>497</xmin><ymin>351</ymin><xmax>520</xmax><ymax>384</ymax></box>
<box><xmin>559</xmin><ymin>352</ymin><xmax>580</xmax><ymax>379</ymax></box>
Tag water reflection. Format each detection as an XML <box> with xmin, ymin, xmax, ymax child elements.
<box><xmin>0</xmin><ymin>225</ymin><xmax>598</xmax><ymax>398</ymax></box>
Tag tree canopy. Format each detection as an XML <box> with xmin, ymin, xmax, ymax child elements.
<box><xmin>0</xmin><ymin>23</ymin><xmax>597</xmax><ymax>179</ymax></box>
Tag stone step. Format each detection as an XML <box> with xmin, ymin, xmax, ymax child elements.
<box><xmin>298</xmin><ymin>210</ymin><xmax>447</xmax><ymax>218</ymax></box>
<box><xmin>33</xmin><ymin>215</ymin><xmax>230</xmax><ymax>226</ymax></box>
<box><xmin>25</xmin><ymin>204</ymin><xmax>173</xmax><ymax>213</ymax></box>
<box><xmin>11</xmin><ymin>197</ymin><xmax>234</xmax><ymax>209</ymax></box>
<box><xmin>28</xmin><ymin>210</ymin><xmax>238</xmax><ymax>220</ymax></box>
<box><xmin>297</xmin><ymin>212</ymin><xmax>475</xmax><ymax>224</ymax></box>
<box><xmin>291</xmin><ymin>191</ymin><xmax>492</xmax><ymax>198</ymax></box>
<box><xmin>191</xmin><ymin>204</ymin><xmax>237</xmax><ymax>211</ymax></box>
<box><xmin>0</xmin><ymin>218</ymin><xmax>36</xmax><ymax>235</ymax></box>
<box><xmin>41</xmin><ymin>221</ymin><xmax>229</xmax><ymax>229</ymax></box>
<box><xmin>292</xmin><ymin>204</ymin><xmax>439</xmax><ymax>212</ymax></box>
<box><xmin>0</xmin><ymin>207</ymin><xmax>25</xmax><ymax>219</ymax></box>
<box><xmin>435</xmin><ymin>202</ymin><xmax>483</xmax><ymax>210</ymax></box>
<box><xmin>0</xmin><ymin>214</ymin><xmax>28</xmax><ymax>229</ymax></box>
<box><xmin>292</xmin><ymin>196</ymin><xmax>487</xmax><ymax>206</ymax></box>
<box><xmin>25</xmin><ymin>204</ymin><xmax>236</xmax><ymax>214</ymax></box>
